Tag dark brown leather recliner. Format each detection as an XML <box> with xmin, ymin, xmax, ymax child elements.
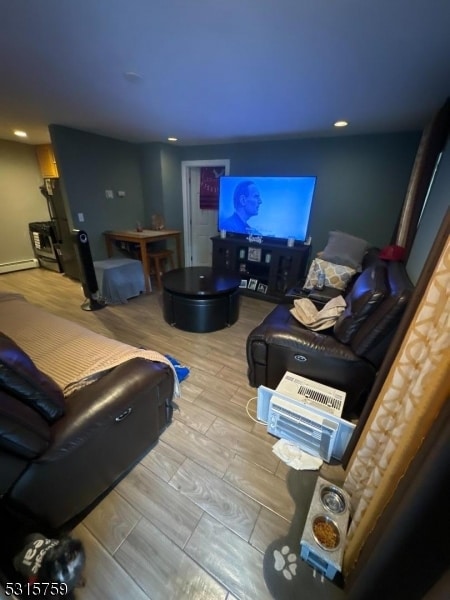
<box><xmin>246</xmin><ymin>260</ymin><xmax>414</xmax><ymax>418</ymax></box>
<box><xmin>0</xmin><ymin>358</ymin><xmax>174</xmax><ymax>532</ymax></box>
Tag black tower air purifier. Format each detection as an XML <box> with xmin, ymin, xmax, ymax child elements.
<box><xmin>72</xmin><ymin>230</ymin><xmax>105</xmax><ymax>311</ymax></box>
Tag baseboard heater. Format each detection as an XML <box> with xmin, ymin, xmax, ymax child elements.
<box><xmin>0</xmin><ymin>258</ymin><xmax>39</xmax><ymax>274</ymax></box>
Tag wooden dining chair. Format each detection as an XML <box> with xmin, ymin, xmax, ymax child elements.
<box><xmin>148</xmin><ymin>249</ymin><xmax>175</xmax><ymax>290</ymax></box>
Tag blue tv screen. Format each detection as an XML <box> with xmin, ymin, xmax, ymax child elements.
<box><xmin>218</xmin><ymin>176</ymin><xmax>316</xmax><ymax>241</ymax></box>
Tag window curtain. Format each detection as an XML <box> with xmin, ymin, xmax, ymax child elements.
<box><xmin>394</xmin><ymin>97</ymin><xmax>450</xmax><ymax>260</ymax></box>
<box><xmin>199</xmin><ymin>166</ymin><xmax>225</xmax><ymax>210</ymax></box>
<box><xmin>342</xmin><ymin>216</ymin><xmax>449</xmax><ymax>589</ymax></box>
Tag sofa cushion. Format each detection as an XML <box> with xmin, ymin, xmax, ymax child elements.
<box><xmin>0</xmin><ymin>332</ymin><xmax>65</xmax><ymax>423</ymax></box>
<box><xmin>333</xmin><ymin>264</ymin><xmax>387</xmax><ymax>345</ymax></box>
<box><xmin>0</xmin><ymin>390</ymin><xmax>51</xmax><ymax>458</ymax></box>
<box><xmin>304</xmin><ymin>257</ymin><xmax>357</xmax><ymax>291</ymax></box>
<box><xmin>321</xmin><ymin>230</ymin><xmax>370</xmax><ymax>270</ymax></box>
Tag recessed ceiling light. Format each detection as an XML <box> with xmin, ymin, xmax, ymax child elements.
<box><xmin>167</xmin><ymin>137</ymin><xmax>178</xmax><ymax>142</ymax></box>
<box><xmin>334</xmin><ymin>121</ymin><xmax>348</xmax><ymax>128</ymax></box>
<box><xmin>14</xmin><ymin>130</ymin><xmax>28</xmax><ymax>138</ymax></box>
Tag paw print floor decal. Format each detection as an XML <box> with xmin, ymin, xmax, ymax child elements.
<box><xmin>262</xmin><ymin>470</ymin><xmax>346</xmax><ymax>599</ymax></box>
<box><xmin>273</xmin><ymin>545</ymin><xmax>298</xmax><ymax>580</ymax></box>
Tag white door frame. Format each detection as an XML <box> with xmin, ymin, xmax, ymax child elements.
<box><xmin>181</xmin><ymin>159</ymin><xmax>230</xmax><ymax>267</ymax></box>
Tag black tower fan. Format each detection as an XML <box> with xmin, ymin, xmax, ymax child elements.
<box><xmin>72</xmin><ymin>230</ymin><xmax>105</xmax><ymax>311</ymax></box>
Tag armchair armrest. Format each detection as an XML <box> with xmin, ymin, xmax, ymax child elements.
<box><xmin>7</xmin><ymin>358</ymin><xmax>174</xmax><ymax>529</ymax></box>
<box><xmin>48</xmin><ymin>358</ymin><xmax>173</xmax><ymax>461</ymax></box>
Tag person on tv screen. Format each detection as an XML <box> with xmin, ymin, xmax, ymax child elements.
<box><xmin>221</xmin><ymin>180</ymin><xmax>262</xmax><ymax>234</ymax></box>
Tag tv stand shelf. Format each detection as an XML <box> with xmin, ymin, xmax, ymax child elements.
<box><xmin>211</xmin><ymin>235</ymin><xmax>311</xmax><ymax>302</ymax></box>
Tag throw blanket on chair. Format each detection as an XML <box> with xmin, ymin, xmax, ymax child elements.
<box><xmin>290</xmin><ymin>295</ymin><xmax>346</xmax><ymax>331</ymax></box>
<box><xmin>0</xmin><ymin>292</ymin><xmax>179</xmax><ymax>396</ymax></box>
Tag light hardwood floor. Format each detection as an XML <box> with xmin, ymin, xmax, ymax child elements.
<box><xmin>0</xmin><ymin>268</ymin><xmax>344</xmax><ymax>600</ymax></box>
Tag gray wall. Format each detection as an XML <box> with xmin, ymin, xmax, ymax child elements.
<box><xmin>407</xmin><ymin>139</ymin><xmax>450</xmax><ymax>284</ymax></box>
<box><xmin>139</xmin><ymin>143</ymin><xmax>165</xmax><ymax>224</ymax></box>
<box><xmin>160</xmin><ymin>144</ymin><xmax>183</xmax><ymax>231</ymax></box>
<box><xmin>178</xmin><ymin>132</ymin><xmax>422</xmax><ymax>256</ymax></box>
<box><xmin>0</xmin><ymin>139</ymin><xmax>50</xmax><ymax>266</ymax></box>
<box><xmin>50</xmin><ymin>125</ymin><xmax>146</xmax><ymax>259</ymax></box>
<box><xmin>139</xmin><ymin>142</ymin><xmax>183</xmax><ymax>230</ymax></box>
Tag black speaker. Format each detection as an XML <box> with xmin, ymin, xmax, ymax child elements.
<box><xmin>72</xmin><ymin>229</ymin><xmax>105</xmax><ymax>311</ymax></box>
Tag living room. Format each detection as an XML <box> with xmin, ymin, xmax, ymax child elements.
<box><xmin>1</xmin><ymin>3</ymin><xmax>449</xmax><ymax>600</ymax></box>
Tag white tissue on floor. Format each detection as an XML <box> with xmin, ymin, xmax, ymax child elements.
<box><xmin>272</xmin><ymin>439</ymin><xmax>323</xmax><ymax>470</ymax></box>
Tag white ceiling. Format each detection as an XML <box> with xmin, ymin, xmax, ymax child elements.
<box><xmin>1</xmin><ymin>0</ymin><xmax>449</xmax><ymax>146</ymax></box>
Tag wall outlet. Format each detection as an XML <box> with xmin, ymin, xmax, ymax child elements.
<box><xmin>117</xmin><ymin>190</ymin><xmax>126</xmax><ymax>198</ymax></box>
<box><xmin>77</xmin><ymin>212</ymin><xmax>85</xmax><ymax>223</ymax></box>
<box><xmin>105</xmin><ymin>189</ymin><xmax>114</xmax><ymax>199</ymax></box>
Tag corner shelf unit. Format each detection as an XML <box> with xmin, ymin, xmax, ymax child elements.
<box><xmin>211</xmin><ymin>235</ymin><xmax>311</xmax><ymax>302</ymax></box>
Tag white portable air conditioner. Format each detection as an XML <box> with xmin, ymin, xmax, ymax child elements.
<box><xmin>256</xmin><ymin>373</ymin><xmax>355</xmax><ymax>463</ymax></box>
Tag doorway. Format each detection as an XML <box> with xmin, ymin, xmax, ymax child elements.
<box><xmin>181</xmin><ymin>159</ymin><xmax>230</xmax><ymax>266</ymax></box>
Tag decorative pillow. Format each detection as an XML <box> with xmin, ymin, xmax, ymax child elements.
<box><xmin>304</xmin><ymin>258</ymin><xmax>357</xmax><ymax>291</ymax></box>
<box><xmin>321</xmin><ymin>231</ymin><xmax>369</xmax><ymax>271</ymax></box>
<box><xmin>0</xmin><ymin>332</ymin><xmax>65</xmax><ymax>423</ymax></box>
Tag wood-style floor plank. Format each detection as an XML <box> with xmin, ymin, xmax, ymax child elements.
<box><xmin>72</xmin><ymin>524</ymin><xmax>150</xmax><ymax>600</ymax></box>
<box><xmin>115</xmin><ymin>516</ymin><xmax>228</xmax><ymax>600</ymax></box>
<box><xmin>227</xmin><ymin>384</ymin><xmax>260</xmax><ymax>409</ymax></box>
<box><xmin>184</xmin><ymin>513</ymin><xmax>273</xmax><ymax>600</ymax></box>
<box><xmin>224</xmin><ymin>455</ymin><xmax>296</xmax><ymax>521</ymax></box>
<box><xmin>186</xmin><ymin>368</ymin><xmax>241</xmax><ymax>400</ymax></box>
<box><xmin>169</xmin><ymin>458</ymin><xmax>261</xmax><ymax>542</ymax></box>
<box><xmin>172</xmin><ymin>395</ymin><xmax>217</xmax><ymax>434</ymax></box>
<box><xmin>192</xmin><ymin>389</ymin><xmax>255</xmax><ymax>433</ymax></box>
<box><xmin>205</xmin><ymin>417</ymin><xmax>280</xmax><ymax>474</ymax></box>
<box><xmin>140</xmin><ymin>439</ymin><xmax>186</xmax><ymax>483</ymax></box>
<box><xmin>160</xmin><ymin>419</ymin><xmax>234</xmax><ymax>478</ymax></box>
<box><xmin>249</xmin><ymin>506</ymin><xmax>291</xmax><ymax>553</ymax></box>
<box><xmin>116</xmin><ymin>463</ymin><xmax>203</xmax><ymax>548</ymax></box>
<box><xmin>82</xmin><ymin>489</ymin><xmax>142</xmax><ymax>554</ymax></box>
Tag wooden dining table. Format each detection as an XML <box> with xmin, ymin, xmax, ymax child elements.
<box><xmin>103</xmin><ymin>228</ymin><xmax>183</xmax><ymax>293</ymax></box>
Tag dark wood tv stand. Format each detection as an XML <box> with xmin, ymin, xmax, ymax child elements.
<box><xmin>211</xmin><ymin>235</ymin><xmax>311</xmax><ymax>302</ymax></box>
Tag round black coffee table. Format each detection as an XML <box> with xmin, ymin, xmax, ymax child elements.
<box><xmin>162</xmin><ymin>267</ymin><xmax>241</xmax><ymax>333</ymax></box>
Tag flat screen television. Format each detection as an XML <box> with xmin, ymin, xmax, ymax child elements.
<box><xmin>218</xmin><ymin>176</ymin><xmax>316</xmax><ymax>242</ymax></box>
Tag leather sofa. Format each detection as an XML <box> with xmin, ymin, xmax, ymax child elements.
<box><xmin>246</xmin><ymin>259</ymin><xmax>414</xmax><ymax>418</ymax></box>
<box><xmin>0</xmin><ymin>292</ymin><xmax>175</xmax><ymax>532</ymax></box>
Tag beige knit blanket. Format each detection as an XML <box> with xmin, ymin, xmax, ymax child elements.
<box><xmin>290</xmin><ymin>295</ymin><xmax>346</xmax><ymax>331</ymax></box>
<box><xmin>0</xmin><ymin>292</ymin><xmax>179</xmax><ymax>397</ymax></box>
